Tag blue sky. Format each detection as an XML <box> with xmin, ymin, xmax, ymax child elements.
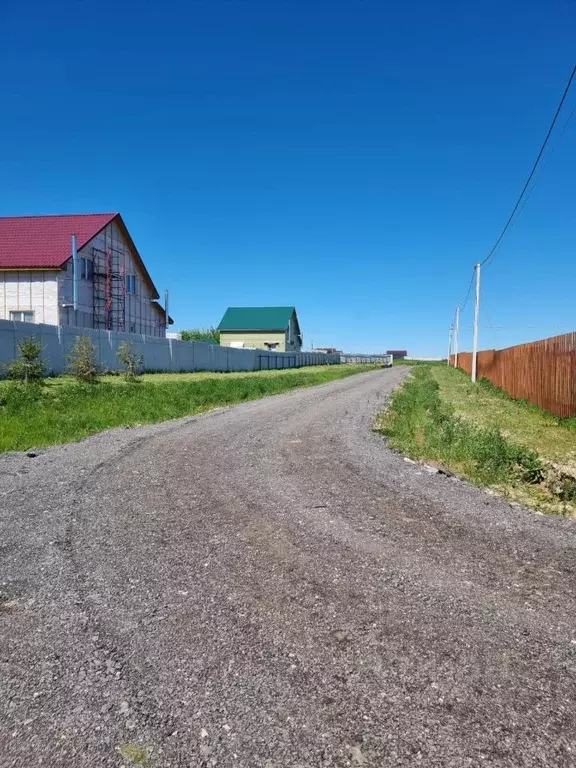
<box><xmin>1</xmin><ymin>0</ymin><xmax>574</xmax><ymax>354</ymax></box>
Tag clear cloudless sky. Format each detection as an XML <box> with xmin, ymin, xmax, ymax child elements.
<box><xmin>1</xmin><ymin>0</ymin><xmax>575</xmax><ymax>354</ymax></box>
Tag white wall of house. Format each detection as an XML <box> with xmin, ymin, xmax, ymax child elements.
<box><xmin>59</xmin><ymin>220</ymin><xmax>165</xmax><ymax>337</ymax></box>
<box><xmin>286</xmin><ymin>313</ymin><xmax>302</xmax><ymax>352</ymax></box>
<box><xmin>1</xmin><ymin>221</ymin><xmax>166</xmax><ymax>337</ymax></box>
<box><xmin>0</xmin><ymin>270</ymin><xmax>60</xmax><ymax>325</ymax></box>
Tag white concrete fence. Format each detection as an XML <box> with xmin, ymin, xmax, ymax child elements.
<box><xmin>0</xmin><ymin>319</ymin><xmax>340</xmax><ymax>375</ymax></box>
<box><xmin>340</xmin><ymin>354</ymin><xmax>393</xmax><ymax>366</ymax></box>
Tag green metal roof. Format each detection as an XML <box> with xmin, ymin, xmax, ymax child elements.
<box><xmin>217</xmin><ymin>306</ymin><xmax>298</xmax><ymax>332</ymax></box>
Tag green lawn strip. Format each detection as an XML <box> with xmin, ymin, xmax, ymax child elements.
<box><xmin>392</xmin><ymin>359</ymin><xmax>446</xmax><ymax>366</ymax></box>
<box><xmin>376</xmin><ymin>365</ymin><xmax>576</xmax><ymax>516</ymax></box>
<box><xmin>51</xmin><ymin>366</ymin><xmax>357</xmax><ymax>386</ymax></box>
<box><xmin>432</xmin><ymin>366</ymin><xmax>576</xmax><ymax>463</ymax></box>
<box><xmin>0</xmin><ymin>365</ymin><xmax>376</xmax><ymax>452</ymax></box>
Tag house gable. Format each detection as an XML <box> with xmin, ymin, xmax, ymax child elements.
<box><xmin>218</xmin><ymin>306</ymin><xmax>298</xmax><ymax>333</ymax></box>
<box><xmin>0</xmin><ymin>213</ymin><xmax>159</xmax><ymax>299</ymax></box>
<box><xmin>218</xmin><ymin>306</ymin><xmax>302</xmax><ymax>352</ymax></box>
<box><xmin>0</xmin><ymin>214</ymin><xmax>168</xmax><ymax>336</ymax></box>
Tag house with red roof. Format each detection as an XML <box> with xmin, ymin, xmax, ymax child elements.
<box><xmin>0</xmin><ymin>213</ymin><xmax>172</xmax><ymax>336</ymax></box>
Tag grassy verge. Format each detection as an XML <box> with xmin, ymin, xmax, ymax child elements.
<box><xmin>0</xmin><ymin>365</ymin><xmax>376</xmax><ymax>452</ymax></box>
<box><xmin>376</xmin><ymin>365</ymin><xmax>576</xmax><ymax>516</ymax></box>
<box><xmin>44</xmin><ymin>366</ymin><xmax>367</xmax><ymax>386</ymax></box>
<box><xmin>433</xmin><ymin>366</ymin><xmax>576</xmax><ymax>460</ymax></box>
<box><xmin>393</xmin><ymin>359</ymin><xmax>446</xmax><ymax>366</ymax></box>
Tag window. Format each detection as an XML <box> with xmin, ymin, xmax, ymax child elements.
<box><xmin>10</xmin><ymin>311</ymin><xmax>34</xmax><ymax>323</ymax></box>
<box><xmin>126</xmin><ymin>274</ymin><xmax>137</xmax><ymax>295</ymax></box>
<box><xmin>80</xmin><ymin>257</ymin><xmax>94</xmax><ymax>280</ymax></box>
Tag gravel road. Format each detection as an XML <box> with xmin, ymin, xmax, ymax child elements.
<box><xmin>1</xmin><ymin>367</ymin><xmax>576</xmax><ymax>768</ymax></box>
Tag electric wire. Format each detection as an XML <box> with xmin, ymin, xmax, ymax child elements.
<box><xmin>459</xmin><ymin>267</ymin><xmax>476</xmax><ymax>313</ymax></box>
<box><xmin>465</xmin><ymin>99</ymin><xmax>576</xmax><ymax>345</ymax></box>
<box><xmin>480</xmin><ymin>63</ymin><xmax>576</xmax><ymax>268</ymax></box>
<box><xmin>510</xmin><ymin>100</ymin><xmax>576</xmax><ymax>225</ymax></box>
<box><xmin>451</xmin><ymin>65</ymin><xmax>576</xmax><ymax>352</ymax></box>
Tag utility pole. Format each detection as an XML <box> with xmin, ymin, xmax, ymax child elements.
<box><xmin>471</xmin><ymin>262</ymin><xmax>481</xmax><ymax>382</ymax></box>
<box><xmin>72</xmin><ymin>235</ymin><xmax>78</xmax><ymax>326</ymax></box>
<box><xmin>453</xmin><ymin>305</ymin><xmax>460</xmax><ymax>368</ymax></box>
<box><xmin>447</xmin><ymin>324</ymin><xmax>453</xmax><ymax>366</ymax></box>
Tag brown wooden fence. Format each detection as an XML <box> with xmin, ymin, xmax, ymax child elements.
<box><xmin>451</xmin><ymin>332</ymin><xmax>576</xmax><ymax>418</ymax></box>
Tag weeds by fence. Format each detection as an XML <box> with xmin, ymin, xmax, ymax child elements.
<box><xmin>377</xmin><ymin>366</ymin><xmax>544</xmax><ymax>487</ymax></box>
<box><xmin>452</xmin><ymin>331</ymin><xmax>576</xmax><ymax>418</ymax></box>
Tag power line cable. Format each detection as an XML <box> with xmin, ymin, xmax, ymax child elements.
<box><xmin>451</xmin><ymin>65</ymin><xmax>576</xmax><ymax>352</ymax></box>
<box><xmin>480</xmin><ymin>63</ymin><xmax>576</xmax><ymax>269</ymax></box>
<box><xmin>461</xmin><ymin>324</ymin><xmax>575</xmax><ymax>330</ymax></box>
<box><xmin>459</xmin><ymin>99</ymin><xmax>576</xmax><ymax>346</ymax></box>
<box><xmin>459</xmin><ymin>267</ymin><xmax>476</xmax><ymax>313</ymax></box>
<box><xmin>504</xmin><ymin>100</ymin><xmax>576</xmax><ymax>231</ymax></box>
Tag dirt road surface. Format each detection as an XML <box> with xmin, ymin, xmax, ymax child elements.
<box><xmin>1</xmin><ymin>368</ymin><xmax>576</xmax><ymax>767</ymax></box>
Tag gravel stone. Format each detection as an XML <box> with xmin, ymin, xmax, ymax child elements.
<box><xmin>1</xmin><ymin>368</ymin><xmax>576</xmax><ymax>767</ymax></box>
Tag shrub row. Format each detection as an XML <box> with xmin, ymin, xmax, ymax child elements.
<box><xmin>4</xmin><ymin>336</ymin><xmax>142</xmax><ymax>383</ymax></box>
<box><xmin>378</xmin><ymin>366</ymin><xmax>545</xmax><ymax>486</ymax></box>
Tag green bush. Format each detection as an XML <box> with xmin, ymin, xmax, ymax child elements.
<box><xmin>4</xmin><ymin>337</ymin><xmax>46</xmax><ymax>383</ymax></box>
<box><xmin>181</xmin><ymin>327</ymin><xmax>220</xmax><ymax>344</ymax></box>
<box><xmin>116</xmin><ymin>342</ymin><xmax>144</xmax><ymax>380</ymax></box>
<box><xmin>381</xmin><ymin>366</ymin><xmax>544</xmax><ymax>487</ymax></box>
<box><xmin>67</xmin><ymin>336</ymin><xmax>100</xmax><ymax>382</ymax></box>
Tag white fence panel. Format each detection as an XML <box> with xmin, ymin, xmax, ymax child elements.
<box><xmin>0</xmin><ymin>319</ymin><xmax>340</xmax><ymax>375</ymax></box>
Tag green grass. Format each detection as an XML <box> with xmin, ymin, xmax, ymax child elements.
<box><xmin>0</xmin><ymin>365</ymin><xmax>375</xmax><ymax>452</ymax></box>
<box><xmin>393</xmin><ymin>358</ymin><xmax>446</xmax><ymax>366</ymax></box>
<box><xmin>432</xmin><ymin>366</ymin><xmax>576</xmax><ymax>463</ymax></box>
<box><xmin>377</xmin><ymin>365</ymin><xmax>576</xmax><ymax>516</ymax></box>
<box><xmin>44</xmin><ymin>366</ymin><xmax>361</xmax><ymax>386</ymax></box>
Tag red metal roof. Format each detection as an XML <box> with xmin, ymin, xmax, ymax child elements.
<box><xmin>0</xmin><ymin>213</ymin><xmax>159</xmax><ymax>298</ymax></box>
<box><xmin>0</xmin><ymin>213</ymin><xmax>117</xmax><ymax>269</ymax></box>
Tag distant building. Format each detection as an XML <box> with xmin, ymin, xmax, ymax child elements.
<box><xmin>387</xmin><ymin>349</ymin><xmax>408</xmax><ymax>360</ymax></box>
<box><xmin>0</xmin><ymin>213</ymin><xmax>172</xmax><ymax>337</ymax></box>
<box><xmin>217</xmin><ymin>306</ymin><xmax>302</xmax><ymax>352</ymax></box>
<box><xmin>314</xmin><ymin>347</ymin><xmax>342</xmax><ymax>355</ymax></box>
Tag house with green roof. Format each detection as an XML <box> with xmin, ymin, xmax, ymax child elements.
<box><xmin>217</xmin><ymin>306</ymin><xmax>302</xmax><ymax>352</ymax></box>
